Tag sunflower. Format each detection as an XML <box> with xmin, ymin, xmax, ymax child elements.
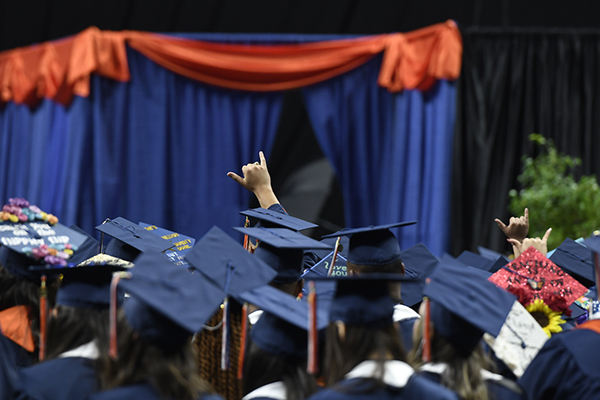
<box><xmin>526</xmin><ymin>299</ymin><xmax>566</xmax><ymax>337</ymax></box>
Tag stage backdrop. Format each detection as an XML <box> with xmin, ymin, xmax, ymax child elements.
<box><xmin>0</xmin><ymin>24</ymin><xmax>461</xmax><ymax>255</ymax></box>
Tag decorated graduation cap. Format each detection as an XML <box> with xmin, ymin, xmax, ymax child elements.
<box><xmin>52</xmin><ymin>254</ymin><xmax>133</xmax><ymax>309</ymax></box>
<box><xmin>549</xmin><ymin>238</ymin><xmax>595</xmax><ymax>287</ymax></box>
<box><xmin>240</xmin><ymin>207</ymin><xmax>318</xmax><ymax>231</ymax></box>
<box><xmin>233</xmin><ymin>226</ymin><xmax>331</xmax><ymax>284</ymax></box>
<box><xmin>489</xmin><ymin>247</ymin><xmax>588</xmax><ymax>323</ymax></box>
<box><xmin>422</xmin><ymin>258</ymin><xmax>517</xmax><ymax>356</ymax></box>
<box><xmin>0</xmin><ymin>221</ymin><xmax>87</xmax><ymax>281</ymax></box>
<box><xmin>483</xmin><ymin>300</ymin><xmax>549</xmax><ymax>378</ymax></box>
<box><xmin>139</xmin><ymin>222</ymin><xmax>195</xmax><ymax>267</ymax></box>
<box><xmin>321</xmin><ymin>221</ymin><xmax>417</xmax><ymax>267</ymax></box>
<box><xmin>96</xmin><ymin>217</ymin><xmax>173</xmax><ymax>262</ymax></box>
<box><xmin>112</xmin><ymin>252</ymin><xmax>225</xmax><ymax>354</ymax></box>
<box><xmin>237</xmin><ymin>284</ymin><xmax>329</xmax><ymax>360</ymax></box>
<box><xmin>67</xmin><ymin>225</ymin><xmax>99</xmax><ymax>266</ymax></box>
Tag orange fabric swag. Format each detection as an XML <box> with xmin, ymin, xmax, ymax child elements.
<box><xmin>0</xmin><ymin>21</ymin><xmax>462</xmax><ymax>106</ymax></box>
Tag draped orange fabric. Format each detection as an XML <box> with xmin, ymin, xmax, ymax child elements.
<box><xmin>0</xmin><ymin>305</ymin><xmax>35</xmax><ymax>353</ymax></box>
<box><xmin>0</xmin><ymin>21</ymin><xmax>462</xmax><ymax>106</ymax></box>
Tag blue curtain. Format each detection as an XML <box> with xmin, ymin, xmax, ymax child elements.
<box><xmin>0</xmin><ymin>34</ymin><xmax>455</xmax><ymax>255</ymax></box>
<box><xmin>0</xmin><ymin>45</ymin><xmax>284</xmax><ymax>241</ymax></box>
<box><xmin>302</xmin><ymin>55</ymin><xmax>456</xmax><ymax>256</ymax></box>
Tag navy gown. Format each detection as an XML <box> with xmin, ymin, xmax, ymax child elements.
<box><xmin>0</xmin><ymin>333</ymin><xmax>36</xmax><ymax>400</ymax></box>
<box><xmin>14</xmin><ymin>357</ymin><xmax>98</xmax><ymax>400</ymax></box>
<box><xmin>418</xmin><ymin>369</ymin><xmax>524</xmax><ymax>400</ymax></box>
<box><xmin>89</xmin><ymin>382</ymin><xmax>225</xmax><ymax>400</ymax></box>
<box><xmin>518</xmin><ymin>322</ymin><xmax>600</xmax><ymax>400</ymax></box>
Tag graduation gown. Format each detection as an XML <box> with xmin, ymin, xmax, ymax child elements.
<box><xmin>306</xmin><ymin>360</ymin><xmax>459</xmax><ymax>400</ymax></box>
<box><xmin>418</xmin><ymin>363</ymin><xmax>524</xmax><ymax>400</ymax></box>
<box><xmin>89</xmin><ymin>382</ymin><xmax>225</xmax><ymax>400</ymax></box>
<box><xmin>394</xmin><ymin>304</ymin><xmax>419</xmax><ymax>353</ymax></box>
<box><xmin>518</xmin><ymin>320</ymin><xmax>600</xmax><ymax>400</ymax></box>
<box><xmin>13</xmin><ymin>341</ymin><xmax>99</xmax><ymax>400</ymax></box>
<box><xmin>0</xmin><ymin>306</ymin><xmax>36</xmax><ymax>400</ymax></box>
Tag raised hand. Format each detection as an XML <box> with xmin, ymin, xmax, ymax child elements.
<box><xmin>227</xmin><ymin>151</ymin><xmax>280</xmax><ymax>209</ymax></box>
<box><xmin>495</xmin><ymin>208</ymin><xmax>529</xmax><ymax>242</ymax></box>
<box><xmin>508</xmin><ymin>227</ymin><xmax>552</xmax><ymax>258</ymax></box>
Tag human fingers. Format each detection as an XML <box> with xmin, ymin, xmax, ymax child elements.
<box><xmin>542</xmin><ymin>228</ymin><xmax>552</xmax><ymax>243</ymax></box>
<box><xmin>495</xmin><ymin>218</ymin><xmax>508</xmax><ymax>231</ymax></box>
<box><xmin>227</xmin><ymin>172</ymin><xmax>244</xmax><ymax>184</ymax></box>
<box><xmin>524</xmin><ymin>208</ymin><xmax>529</xmax><ymax>223</ymax></box>
<box><xmin>259</xmin><ymin>151</ymin><xmax>267</xmax><ymax>167</ymax></box>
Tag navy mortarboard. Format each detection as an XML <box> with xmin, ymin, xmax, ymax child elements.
<box><xmin>400</xmin><ymin>243</ymin><xmax>439</xmax><ymax>308</ymax></box>
<box><xmin>139</xmin><ymin>222</ymin><xmax>195</xmax><ymax>267</ymax></box>
<box><xmin>233</xmin><ymin>227</ymin><xmax>331</xmax><ymax>284</ymax></box>
<box><xmin>422</xmin><ymin>258</ymin><xmax>516</xmax><ymax>355</ymax></box>
<box><xmin>95</xmin><ymin>217</ymin><xmax>173</xmax><ymax>262</ymax></box>
<box><xmin>67</xmin><ymin>225</ymin><xmax>99</xmax><ymax>266</ymax></box>
<box><xmin>186</xmin><ymin>226</ymin><xmax>278</xmax><ymax>295</ymax></box>
<box><xmin>115</xmin><ymin>252</ymin><xmax>225</xmax><ymax>348</ymax></box>
<box><xmin>240</xmin><ymin>207</ymin><xmax>318</xmax><ymax>231</ymax></box>
<box><xmin>237</xmin><ymin>284</ymin><xmax>328</xmax><ymax>359</ymax></box>
<box><xmin>549</xmin><ymin>238</ymin><xmax>595</xmax><ymax>287</ymax></box>
<box><xmin>0</xmin><ymin>222</ymin><xmax>88</xmax><ymax>281</ymax></box>
<box><xmin>321</xmin><ymin>221</ymin><xmax>416</xmax><ymax>268</ymax></box>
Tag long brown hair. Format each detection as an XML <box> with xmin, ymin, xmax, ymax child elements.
<box><xmin>45</xmin><ymin>305</ymin><xmax>109</xmax><ymax>360</ymax></box>
<box><xmin>98</xmin><ymin>308</ymin><xmax>214</xmax><ymax>400</ymax></box>
<box><xmin>410</xmin><ymin>320</ymin><xmax>490</xmax><ymax>400</ymax></box>
<box><xmin>324</xmin><ymin>322</ymin><xmax>406</xmax><ymax>387</ymax></box>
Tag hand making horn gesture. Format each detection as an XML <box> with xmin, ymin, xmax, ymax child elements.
<box><xmin>507</xmin><ymin>228</ymin><xmax>553</xmax><ymax>258</ymax></box>
<box><xmin>495</xmin><ymin>208</ymin><xmax>530</xmax><ymax>242</ymax></box>
<box><xmin>227</xmin><ymin>151</ymin><xmax>280</xmax><ymax>209</ymax></box>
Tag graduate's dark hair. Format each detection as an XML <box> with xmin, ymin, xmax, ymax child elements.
<box><xmin>45</xmin><ymin>305</ymin><xmax>109</xmax><ymax>360</ymax></box>
<box><xmin>243</xmin><ymin>340</ymin><xmax>318</xmax><ymax>400</ymax></box>
<box><xmin>346</xmin><ymin>258</ymin><xmax>405</xmax><ymax>275</ymax></box>
<box><xmin>99</xmin><ymin>308</ymin><xmax>214</xmax><ymax>400</ymax></box>
<box><xmin>0</xmin><ymin>263</ymin><xmax>59</xmax><ymax>350</ymax></box>
<box><xmin>324</xmin><ymin>321</ymin><xmax>406</xmax><ymax>389</ymax></box>
<box><xmin>410</xmin><ymin>319</ymin><xmax>490</xmax><ymax>400</ymax></box>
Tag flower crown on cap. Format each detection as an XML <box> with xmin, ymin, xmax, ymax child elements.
<box><xmin>0</xmin><ymin>198</ymin><xmax>58</xmax><ymax>225</ymax></box>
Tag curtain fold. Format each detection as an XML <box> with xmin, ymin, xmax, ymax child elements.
<box><xmin>0</xmin><ymin>47</ymin><xmax>284</xmax><ymax>240</ymax></box>
<box><xmin>0</xmin><ymin>21</ymin><xmax>462</xmax><ymax>106</ymax></box>
<box><xmin>452</xmin><ymin>28</ymin><xmax>600</xmax><ymax>255</ymax></box>
<box><xmin>302</xmin><ymin>55</ymin><xmax>456</xmax><ymax>256</ymax></box>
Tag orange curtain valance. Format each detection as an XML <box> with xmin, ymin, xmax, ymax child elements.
<box><xmin>0</xmin><ymin>21</ymin><xmax>462</xmax><ymax>106</ymax></box>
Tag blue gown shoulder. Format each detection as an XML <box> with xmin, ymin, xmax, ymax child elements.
<box><xmin>14</xmin><ymin>357</ymin><xmax>98</xmax><ymax>400</ymax></box>
<box><xmin>0</xmin><ymin>333</ymin><xmax>36</xmax><ymax>400</ymax></box>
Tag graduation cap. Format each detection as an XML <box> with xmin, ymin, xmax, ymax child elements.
<box><xmin>233</xmin><ymin>227</ymin><xmax>331</xmax><ymax>284</ymax></box>
<box><xmin>477</xmin><ymin>246</ymin><xmax>505</xmax><ymax>261</ymax></box>
<box><xmin>307</xmin><ymin>273</ymin><xmax>408</xmax><ymax>327</ymax></box>
<box><xmin>423</xmin><ymin>258</ymin><xmax>517</xmax><ymax>355</ymax></box>
<box><xmin>116</xmin><ymin>252</ymin><xmax>225</xmax><ymax>349</ymax></box>
<box><xmin>67</xmin><ymin>225</ymin><xmax>99</xmax><ymax>266</ymax></box>
<box><xmin>302</xmin><ymin>251</ymin><xmax>347</xmax><ymax>279</ymax></box>
<box><xmin>489</xmin><ymin>247</ymin><xmax>588</xmax><ymax>313</ymax></box>
<box><xmin>321</xmin><ymin>221</ymin><xmax>417</xmax><ymax>267</ymax></box>
<box><xmin>236</xmin><ymin>285</ymin><xmax>328</xmax><ymax>359</ymax></box>
<box><xmin>42</xmin><ymin>254</ymin><xmax>133</xmax><ymax>309</ymax></box>
<box><xmin>0</xmin><ymin>222</ymin><xmax>88</xmax><ymax>281</ymax></box>
<box><xmin>139</xmin><ymin>222</ymin><xmax>195</xmax><ymax>267</ymax></box>
<box><xmin>549</xmin><ymin>238</ymin><xmax>595</xmax><ymax>287</ymax></box>
<box><xmin>186</xmin><ymin>226</ymin><xmax>277</xmax><ymax>295</ymax></box>
<box><xmin>482</xmin><ymin>300</ymin><xmax>549</xmax><ymax>378</ymax></box>
<box><xmin>400</xmin><ymin>243</ymin><xmax>440</xmax><ymax>307</ymax></box>
<box><xmin>240</xmin><ymin>208</ymin><xmax>318</xmax><ymax>231</ymax></box>
<box><xmin>96</xmin><ymin>217</ymin><xmax>173</xmax><ymax>262</ymax></box>
<box><xmin>456</xmin><ymin>250</ymin><xmax>509</xmax><ymax>273</ymax></box>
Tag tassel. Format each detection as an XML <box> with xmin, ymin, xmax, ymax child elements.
<box><xmin>39</xmin><ymin>275</ymin><xmax>47</xmax><ymax>361</ymax></box>
<box><xmin>243</xmin><ymin>216</ymin><xmax>250</xmax><ymax>251</ymax></box>
<box><xmin>109</xmin><ymin>272</ymin><xmax>131</xmax><ymax>360</ymax></box>
<box><xmin>327</xmin><ymin>237</ymin><xmax>341</xmax><ymax>277</ymax></box>
<box><xmin>422</xmin><ymin>296</ymin><xmax>431</xmax><ymax>363</ymax></box>
<box><xmin>221</xmin><ymin>297</ymin><xmax>230</xmax><ymax>370</ymax></box>
<box><xmin>237</xmin><ymin>302</ymin><xmax>249</xmax><ymax>379</ymax></box>
<box><xmin>307</xmin><ymin>281</ymin><xmax>318</xmax><ymax>374</ymax></box>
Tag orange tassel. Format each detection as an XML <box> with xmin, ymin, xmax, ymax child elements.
<box><xmin>39</xmin><ymin>275</ymin><xmax>47</xmax><ymax>361</ymax></box>
<box><xmin>237</xmin><ymin>302</ymin><xmax>249</xmax><ymax>379</ymax></box>
<box><xmin>422</xmin><ymin>296</ymin><xmax>431</xmax><ymax>363</ymax></box>
<box><xmin>307</xmin><ymin>281</ymin><xmax>318</xmax><ymax>374</ymax></box>
<box><xmin>243</xmin><ymin>217</ymin><xmax>250</xmax><ymax>251</ymax></box>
